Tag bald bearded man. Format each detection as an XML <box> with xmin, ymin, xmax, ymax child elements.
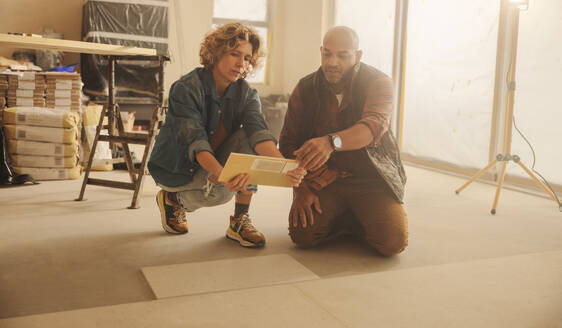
<box><xmin>279</xmin><ymin>26</ymin><xmax>408</xmax><ymax>256</ymax></box>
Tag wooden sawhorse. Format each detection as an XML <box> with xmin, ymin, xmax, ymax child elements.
<box><xmin>76</xmin><ymin>55</ymin><xmax>168</xmax><ymax>209</ymax></box>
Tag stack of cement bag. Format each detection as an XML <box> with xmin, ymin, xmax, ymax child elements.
<box><xmin>2</xmin><ymin>107</ymin><xmax>81</xmax><ymax>180</ymax></box>
<box><xmin>7</xmin><ymin>72</ymin><xmax>46</xmax><ymax>108</ymax></box>
<box><xmin>0</xmin><ymin>74</ymin><xmax>7</xmax><ymax>123</ymax></box>
<box><xmin>44</xmin><ymin>72</ymin><xmax>82</xmax><ymax>112</ymax></box>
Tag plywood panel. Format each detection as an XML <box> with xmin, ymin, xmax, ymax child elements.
<box><xmin>142</xmin><ymin>254</ymin><xmax>319</xmax><ymax>299</ymax></box>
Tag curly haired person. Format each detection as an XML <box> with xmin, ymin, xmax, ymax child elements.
<box><xmin>149</xmin><ymin>23</ymin><xmax>306</xmax><ymax>247</ymax></box>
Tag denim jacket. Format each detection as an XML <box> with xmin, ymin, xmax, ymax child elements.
<box><xmin>148</xmin><ymin>67</ymin><xmax>275</xmax><ymax>187</ymax></box>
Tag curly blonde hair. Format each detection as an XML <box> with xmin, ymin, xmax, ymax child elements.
<box><xmin>199</xmin><ymin>23</ymin><xmax>263</xmax><ymax>79</ymax></box>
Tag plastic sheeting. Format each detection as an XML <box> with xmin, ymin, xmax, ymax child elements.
<box><xmin>81</xmin><ymin>0</ymin><xmax>168</xmax><ymax>101</ymax></box>
<box><xmin>509</xmin><ymin>0</ymin><xmax>562</xmax><ymax>185</ymax></box>
<box><xmin>402</xmin><ymin>0</ymin><xmax>499</xmax><ymax>169</ymax></box>
<box><xmin>335</xmin><ymin>0</ymin><xmax>396</xmax><ymax>77</ymax></box>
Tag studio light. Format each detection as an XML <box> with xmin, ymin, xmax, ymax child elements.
<box><xmin>455</xmin><ymin>0</ymin><xmax>562</xmax><ymax>213</ymax></box>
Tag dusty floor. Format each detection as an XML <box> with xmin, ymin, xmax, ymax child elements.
<box><xmin>0</xmin><ymin>165</ymin><xmax>561</xmax><ymax>327</ymax></box>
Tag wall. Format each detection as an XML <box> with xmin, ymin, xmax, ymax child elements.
<box><xmin>281</xmin><ymin>0</ymin><xmax>326</xmax><ymax>94</ymax></box>
<box><xmin>0</xmin><ymin>0</ymin><xmax>84</xmax><ymax>65</ymax></box>
<box><xmin>0</xmin><ymin>0</ymin><xmax>331</xmax><ymax>97</ymax></box>
<box><xmin>165</xmin><ymin>0</ymin><xmax>213</xmax><ymax>93</ymax></box>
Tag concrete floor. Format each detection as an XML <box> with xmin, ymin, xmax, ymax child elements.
<box><xmin>0</xmin><ymin>165</ymin><xmax>561</xmax><ymax>327</ymax></box>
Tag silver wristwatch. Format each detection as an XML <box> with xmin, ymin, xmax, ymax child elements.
<box><xmin>328</xmin><ymin>134</ymin><xmax>342</xmax><ymax>151</ymax></box>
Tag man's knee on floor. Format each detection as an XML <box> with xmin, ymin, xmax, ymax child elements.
<box><xmin>289</xmin><ymin>228</ymin><xmax>325</xmax><ymax>249</ymax></box>
<box><xmin>366</xmin><ymin>229</ymin><xmax>408</xmax><ymax>257</ymax></box>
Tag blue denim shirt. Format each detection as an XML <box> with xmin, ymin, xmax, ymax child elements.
<box><xmin>148</xmin><ymin>67</ymin><xmax>275</xmax><ymax>187</ymax></box>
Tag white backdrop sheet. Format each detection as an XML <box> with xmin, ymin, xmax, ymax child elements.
<box><xmin>402</xmin><ymin>0</ymin><xmax>500</xmax><ymax>169</ymax></box>
<box><xmin>510</xmin><ymin>0</ymin><xmax>562</xmax><ymax>185</ymax></box>
<box><xmin>335</xmin><ymin>0</ymin><xmax>396</xmax><ymax>77</ymax></box>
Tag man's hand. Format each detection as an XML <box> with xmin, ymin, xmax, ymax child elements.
<box><xmin>289</xmin><ymin>185</ymin><xmax>322</xmax><ymax>228</ymax></box>
<box><xmin>285</xmin><ymin>167</ymin><xmax>307</xmax><ymax>187</ymax></box>
<box><xmin>293</xmin><ymin>136</ymin><xmax>334</xmax><ymax>171</ymax></box>
<box><xmin>252</xmin><ymin>139</ymin><xmax>308</xmax><ymax>185</ymax></box>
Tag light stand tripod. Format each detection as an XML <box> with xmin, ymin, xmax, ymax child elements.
<box><xmin>455</xmin><ymin>0</ymin><xmax>560</xmax><ymax>214</ymax></box>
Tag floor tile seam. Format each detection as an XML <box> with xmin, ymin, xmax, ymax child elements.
<box><xmin>291</xmin><ymin>284</ymin><xmax>351</xmax><ymax>328</ymax></box>
<box><xmin>146</xmin><ymin>275</ymin><xmax>322</xmax><ymax>301</ymax></box>
<box><xmin>0</xmin><ymin>278</ymin><xmax>327</xmax><ymax>322</ymax></box>
<box><xmin>304</xmin><ymin>248</ymin><xmax>562</xmax><ymax>283</ymax></box>
<box><xmin>288</xmin><ymin>250</ymin><xmax>562</xmax><ymax>327</ymax></box>
<box><xmin>0</xmin><ymin>209</ymin><xmax>154</xmax><ymax>219</ymax></box>
<box><xmin>0</xmin><ymin>298</ymin><xmax>158</xmax><ymax>322</ymax></box>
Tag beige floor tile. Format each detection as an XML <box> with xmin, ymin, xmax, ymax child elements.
<box><xmin>294</xmin><ymin>250</ymin><xmax>562</xmax><ymax>328</ymax></box>
<box><xmin>142</xmin><ymin>253</ymin><xmax>319</xmax><ymax>298</ymax></box>
<box><xmin>2</xmin><ymin>166</ymin><xmax>561</xmax><ymax>319</ymax></box>
<box><xmin>0</xmin><ymin>284</ymin><xmax>345</xmax><ymax>328</ymax></box>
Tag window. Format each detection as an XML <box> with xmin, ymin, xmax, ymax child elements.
<box><xmin>335</xmin><ymin>0</ymin><xmax>396</xmax><ymax>76</ymax></box>
<box><xmin>212</xmin><ymin>0</ymin><xmax>270</xmax><ymax>84</ymax></box>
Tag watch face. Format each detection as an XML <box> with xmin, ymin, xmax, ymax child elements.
<box><xmin>333</xmin><ymin>135</ymin><xmax>342</xmax><ymax>149</ymax></box>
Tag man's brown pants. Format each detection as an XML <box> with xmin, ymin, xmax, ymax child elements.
<box><xmin>289</xmin><ymin>177</ymin><xmax>408</xmax><ymax>256</ymax></box>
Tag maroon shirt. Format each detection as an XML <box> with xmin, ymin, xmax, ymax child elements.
<box><xmin>210</xmin><ymin>118</ymin><xmax>228</xmax><ymax>151</ymax></box>
<box><xmin>282</xmin><ymin>67</ymin><xmax>393</xmax><ymax>179</ymax></box>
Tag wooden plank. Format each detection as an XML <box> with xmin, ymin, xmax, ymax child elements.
<box><xmin>87</xmin><ymin>178</ymin><xmax>136</xmax><ymax>190</ymax></box>
<box><xmin>98</xmin><ymin>134</ymin><xmax>148</xmax><ymax>144</ymax></box>
<box><xmin>0</xmin><ymin>33</ymin><xmax>156</xmax><ymax>56</ymax></box>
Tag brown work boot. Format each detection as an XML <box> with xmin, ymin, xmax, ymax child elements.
<box><xmin>225</xmin><ymin>213</ymin><xmax>265</xmax><ymax>247</ymax></box>
<box><xmin>156</xmin><ymin>190</ymin><xmax>188</xmax><ymax>234</ymax></box>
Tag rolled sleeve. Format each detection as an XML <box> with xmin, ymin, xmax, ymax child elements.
<box><xmin>279</xmin><ymin>85</ymin><xmax>304</xmax><ymax>159</ymax></box>
<box><xmin>248</xmin><ymin>129</ymin><xmax>276</xmax><ymax>149</ymax></box>
<box><xmin>240</xmin><ymin>87</ymin><xmax>274</xmax><ymax>144</ymax></box>
<box><xmin>188</xmin><ymin>139</ymin><xmax>214</xmax><ymax>162</ymax></box>
<box><xmin>359</xmin><ymin>75</ymin><xmax>393</xmax><ymax>146</ymax></box>
<box><xmin>169</xmin><ymin>82</ymin><xmax>211</xmax><ymax>162</ymax></box>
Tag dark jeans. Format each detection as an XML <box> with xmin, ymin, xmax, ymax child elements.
<box><xmin>289</xmin><ymin>176</ymin><xmax>408</xmax><ymax>256</ymax></box>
